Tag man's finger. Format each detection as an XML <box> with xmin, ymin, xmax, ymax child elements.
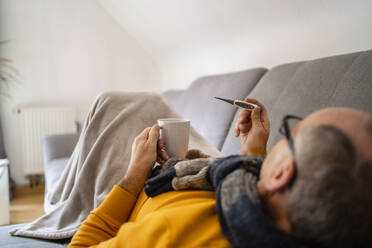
<box><xmin>237</xmin><ymin>112</ymin><xmax>251</xmax><ymax>125</ymax></box>
<box><xmin>244</xmin><ymin>98</ymin><xmax>269</xmax><ymax>130</ymax></box>
<box><xmin>160</xmin><ymin>148</ymin><xmax>169</xmax><ymax>160</ymax></box>
<box><xmin>234</xmin><ymin>124</ymin><xmax>240</xmax><ymax>137</ymax></box>
<box><xmin>157</xmin><ymin>145</ymin><xmax>169</xmax><ymax>160</ymax></box>
<box><xmin>156</xmin><ymin>139</ymin><xmax>169</xmax><ymax>160</ymax></box>
<box><xmin>239</xmin><ymin>110</ymin><xmax>251</xmax><ymax>122</ymax></box>
<box><xmin>157</xmin><ymin>140</ymin><xmax>164</xmax><ymax>152</ymax></box>
<box><xmin>251</xmin><ymin>107</ymin><xmax>263</xmax><ymax>129</ymax></box>
<box><xmin>237</xmin><ymin>114</ymin><xmax>249</xmax><ymax>124</ymax></box>
<box><xmin>259</xmin><ymin>106</ymin><xmax>270</xmax><ymax>132</ymax></box>
<box><xmin>137</xmin><ymin>127</ymin><xmax>151</xmax><ymax>140</ymax></box>
<box><xmin>244</xmin><ymin>98</ymin><xmax>268</xmax><ymax>116</ymax></box>
<box><xmin>235</xmin><ymin>110</ymin><xmax>252</xmax><ymax>137</ymax></box>
<box><xmin>157</xmin><ymin>139</ymin><xmax>165</xmax><ymax>148</ymax></box>
<box><xmin>148</xmin><ymin>124</ymin><xmax>160</xmax><ymax>143</ymax></box>
<box><xmin>239</xmin><ymin>121</ymin><xmax>252</xmax><ymax>134</ymax></box>
<box><xmin>261</xmin><ymin>114</ymin><xmax>270</xmax><ymax>132</ymax></box>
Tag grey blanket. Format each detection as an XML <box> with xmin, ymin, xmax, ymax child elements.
<box><xmin>9</xmin><ymin>92</ymin><xmax>222</xmax><ymax>239</ymax></box>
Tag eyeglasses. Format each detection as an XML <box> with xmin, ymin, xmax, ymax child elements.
<box><xmin>279</xmin><ymin>115</ymin><xmax>303</xmax><ymax>155</ymax></box>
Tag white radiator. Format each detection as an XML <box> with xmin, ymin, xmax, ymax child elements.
<box><xmin>18</xmin><ymin>107</ymin><xmax>77</xmax><ymax>176</ymax></box>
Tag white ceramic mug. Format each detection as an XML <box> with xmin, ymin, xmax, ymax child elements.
<box><xmin>157</xmin><ymin>118</ymin><xmax>190</xmax><ymax>159</ymax></box>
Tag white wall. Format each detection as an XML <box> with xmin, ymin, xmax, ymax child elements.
<box><xmin>0</xmin><ymin>0</ymin><xmax>161</xmax><ymax>185</ymax></box>
<box><xmin>99</xmin><ymin>0</ymin><xmax>372</xmax><ymax>89</ymax></box>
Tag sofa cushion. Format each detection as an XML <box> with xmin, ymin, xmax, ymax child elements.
<box><xmin>0</xmin><ymin>224</ymin><xmax>69</xmax><ymax>247</ymax></box>
<box><xmin>162</xmin><ymin>68</ymin><xmax>267</xmax><ymax>150</ymax></box>
<box><xmin>222</xmin><ymin>50</ymin><xmax>372</xmax><ymax>155</ymax></box>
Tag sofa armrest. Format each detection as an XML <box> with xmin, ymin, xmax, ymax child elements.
<box><xmin>43</xmin><ymin>133</ymin><xmax>79</xmax><ymax>163</ymax></box>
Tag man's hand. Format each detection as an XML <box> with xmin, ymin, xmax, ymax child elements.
<box><xmin>234</xmin><ymin>98</ymin><xmax>270</xmax><ymax>155</ymax></box>
<box><xmin>120</xmin><ymin>124</ymin><xmax>166</xmax><ymax>196</ymax></box>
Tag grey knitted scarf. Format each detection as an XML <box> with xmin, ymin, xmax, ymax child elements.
<box><xmin>145</xmin><ymin>151</ymin><xmax>303</xmax><ymax>248</ymax></box>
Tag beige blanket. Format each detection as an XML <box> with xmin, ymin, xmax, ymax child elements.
<box><xmin>9</xmin><ymin>92</ymin><xmax>222</xmax><ymax>240</ymax></box>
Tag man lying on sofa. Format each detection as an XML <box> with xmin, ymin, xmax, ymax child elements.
<box><xmin>69</xmin><ymin>98</ymin><xmax>372</xmax><ymax>248</ymax></box>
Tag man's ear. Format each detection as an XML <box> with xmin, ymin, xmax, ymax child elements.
<box><xmin>265</xmin><ymin>160</ymin><xmax>295</xmax><ymax>193</ymax></box>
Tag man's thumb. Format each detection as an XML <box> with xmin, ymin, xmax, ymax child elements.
<box><xmin>251</xmin><ymin>107</ymin><xmax>262</xmax><ymax>128</ymax></box>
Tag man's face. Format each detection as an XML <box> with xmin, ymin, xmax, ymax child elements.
<box><xmin>260</xmin><ymin>108</ymin><xmax>372</xmax><ymax>182</ymax></box>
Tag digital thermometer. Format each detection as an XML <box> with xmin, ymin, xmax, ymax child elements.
<box><xmin>214</xmin><ymin>97</ymin><xmax>260</xmax><ymax>111</ymax></box>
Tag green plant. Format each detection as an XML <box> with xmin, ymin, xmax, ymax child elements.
<box><xmin>0</xmin><ymin>40</ymin><xmax>20</xmax><ymax>96</ymax></box>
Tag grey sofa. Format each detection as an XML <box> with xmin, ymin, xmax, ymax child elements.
<box><xmin>1</xmin><ymin>49</ymin><xmax>371</xmax><ymax>247</ymax></box>
<box><xmin>43</xmin><ymin>133</ymin><xmax>80</xmax><ymax>197</ymax></box>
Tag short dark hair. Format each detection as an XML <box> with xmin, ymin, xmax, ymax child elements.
<box><xmin>287</xmin><ymin>125</ymin><xmax>372</xmax><ymax>248</ymax></box>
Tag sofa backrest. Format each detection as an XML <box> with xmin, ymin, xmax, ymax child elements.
<box><xmin>222</xmin><ymin>50</ymin><xmax>372</xmax><ymax>155</ymax></box>
<box><xmin>162</xmin><ymin>68</ymin><xmax>267</xmax><ymax>150</ymax></box>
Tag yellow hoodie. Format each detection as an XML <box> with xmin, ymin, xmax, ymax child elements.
<box><xmin>69</xmin><ymin>185</ymin><xmax>230</xmax><ymax>247</ymax></box>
